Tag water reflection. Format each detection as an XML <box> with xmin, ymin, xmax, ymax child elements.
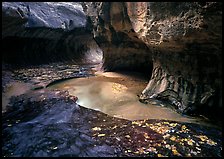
<box><xmin>48</xmin><ymin>74</ymin><xmax>202</xmax><ymax>123</ymax></box>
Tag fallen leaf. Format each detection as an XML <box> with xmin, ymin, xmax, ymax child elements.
<box><xmin>111</xmin><ymin>125</ymin><xmax>117</xmax><ymax>129</ymax></box>
<box><xmin>127</xmin><ymin>150</ymin><xmax>132</xmax><ymax>153</ymax></box>
<box><xmin>92</xmin><ymin>127</ymin><xmax>101</xmax><ymax>131</ymax></box>
<box><xmin>207</xmin><ymin>139</ymin><xmax>217</xmax><ymax>146</ymax></box>
<box><xmin>148</xmin><ymin>147</ymin><xmax>157</xmax><ymax>152</ymax></box>
<box><xmin>169</xmin><ymin>123</ymin><xmax>178</xmax><ymax>127</ymax></box>
<box><xmin>132</xmin><ymin>121</ymin><xmax>141</xmax><ymax>126</ymax></box>
<box><xmin>163</xmin><ymin>122</ymin><xmax>170</xmax><ymax>125</ymax></box>
<box><xmin>144</xmin><ymin>133</ymin><xmax>150</xmax><ymax>139</ymax></box>
<box><xmin>158</xmin><ymin>154</ymin><xmax>164</xmax><ymax>157</ymax></box>
<box><xmin>195</xmin><ymin>135</ymin><xmax>208</xmax><ymax>141</ymax></box>
<box><xmin>125</xmin><ymin>135</ymin><xmax>131</xmax><ymax>138</ymax></box>
<box><xmin>131</xmin><ymin>121</ymin><xmax>138</xmax><ymax>125</ymax></box>
<box><xmin>163</xmin><ymin>134</ymin><xmax>170</xmax><ymax>139</ymax></box>
<box><xmin>170</xmin><ymin>136</ymin><xmax>176</xmax><ymax>141</ymax></box>
<box><xmin>155</xmin><ymin>122</ymin><xmax>162</xmax><ymax>126</ymax></box>
<box><xmin>172</xmin><ymin>149</ymin><xmax>181</xmax><ymax>156</ymax></box>
<box><xmin>165</xmin><ymin>144</ymin><xmax>171</xmax><ymax>149</ymax></box>
<box><xmin>115</xmin><ymin>137</ymin><xmax>121</xmax><ymax>141</ymax></box>
<box><xmin>180</xmin><ymin>142</ymin><xmax>184</xmax><ymax>146</ymax></box>
<box><xmin>187</xmin><ymin>139</ymin><xmax>194</xmax><ymax>146</ymax></box>
<box><xmin>181</xmin><ymin>125</ymin><xmax>187</xmax><ymax>130</ymax></box>
<box><xmin>98</xmin><ymin>134</ymin><xmax>106</xmax><ymax>137</ymax></box>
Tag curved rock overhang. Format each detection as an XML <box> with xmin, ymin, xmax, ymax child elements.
<box><xmin>84</xmin><ymin>2</ymin><xmax>222</xmax><ymax>120</ymax></box>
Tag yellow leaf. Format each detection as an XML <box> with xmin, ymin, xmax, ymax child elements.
<box><xmin>163</xmin><ymin>122</ymin><xmax>170</xmax><ymax>125</ymax></box>
<box><xmin>187</xmin><ymin>140</ymin><xmax>194</xmax><ymax>146</ymax></box>
<box><xmin>170</xmin><ymin>136</ymin><xmax>176</xmax><ymax>141</ymax></box>
<box><xmin>158</xmin><ymin>154</ymin><xmax>164</xmax><ymax>157</ymax></box>
<box><xmin>132</xmin><ymin>121</ymin><xmax>138</xmax><ymax>125</ymax></box>
<box><xmin>181</xmin><ymin>125</ymin><xmax>187</xmax><ymax>130</ymax></box>
<box><xmin>169</xmin><ymin>123</ymin><xmax>178</xmax><ymax>127</ymax></box>
<box><xmin>172</xmin><ymin>149</ymin><xmax>181</xmax><ymax>156</ymax></box>
<box><xmin>207</xmin><ymin>139</ymin><xmax>217</xmax><ymax>146</ymax></box>
<box><xmin>92</xmin><ymin>127</ymin><xmax>101</xmax><ymax>131</ymax></box>
<box><xmin>132</xmin><ymin>121</ymin><xmax>141</xmax><ymax>126</ymax></box>
<box><xmin>195</xmin><ymin>135</ymin><xmax>208</xmax><ymax>141</ymax></box>
<box><xmin>98</xmin><ymin>134</ymin><xmax>105</xmax><ymax>137</ymax></box>
<box><xmin>144</xmin><ymin>133</ymin><xmax>150</xmax><ymax>139</ymax></box>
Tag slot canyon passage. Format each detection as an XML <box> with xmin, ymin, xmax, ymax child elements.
<box><xmin>1</xmin><ymin>2</ymin><xmax>222</xmax><ymax>157</ymax></box>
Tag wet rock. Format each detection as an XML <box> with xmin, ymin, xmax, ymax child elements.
<box><xmin>2</xmin><ymin>83</ymin><xmax>222</xmax><ymax>157</ymax></box>
<box><xmin>84</xmin><ymin>2</ymin><xmax>222</xmax><ymax>120</ymax></box>
<box><xmin>80</xmin><ymin>133</ymin><xmax>93</xmax><ymax>142</ymax></box>
<box><xmin>70</xmin><ymin>145</ymin><xmax>81</xmax><ymax>155</ymax></box>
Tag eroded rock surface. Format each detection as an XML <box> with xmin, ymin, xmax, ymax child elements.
<box><xmin>2</xmin><ymin>2</ymin><xmax>102</xmax><ymax>65</ymax></box>
<box><xmin>82</xmin><ymin>2</ymin><xmax>222</xmax><ymax>120</ymax></box>
<box><xmin>82</xmin><ymin>2</ymin><xmax>153</xmax><ymax>73</ymax></box>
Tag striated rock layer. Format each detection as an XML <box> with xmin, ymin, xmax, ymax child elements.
<box><xmin>2</xmin><ymin>2</ymin><xmax>102</xmax><ymax>65</ymax></box>
<box><xmin>2</xmin><ymin>2</ymin><xmax>222</xmax><ymax>120</ymax></box>
<box><xmin>82</xmin><ymin>2</ymin><xmax>153</xmax><ymax>73</ymax></box>
<box><xmin>83</xmin><ymin>2</ymin><xmax>222</xmax><ymax>119</ymax></box>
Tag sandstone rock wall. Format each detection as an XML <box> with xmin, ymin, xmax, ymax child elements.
<box><xmin>83</xmin><ymin>2</ymin><xmax>222</xmax><ymax>119</ymax></box>
<box><xmin>2</xmin><ymin>2</ymin><xmax>102</xmax><ymax>65</ymax></box>
<box><xmin>82</xmin><ymin>2</ymin><xmax>153</xmax><ymax>72</ymax></box>
<box><xmin>2</xmin><ymin>2</ymin><xmax>222</xmax><ymax>119</ymax></box>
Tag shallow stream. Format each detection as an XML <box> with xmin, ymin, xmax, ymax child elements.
<box><xmin>47</xmin><ymin>71</ymin><xmax>208</xmax><ymax>124</ymax></box>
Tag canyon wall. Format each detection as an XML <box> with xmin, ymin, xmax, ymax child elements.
<box><xmin>82</xmin><ymin>2</ymin><xmax>153</xmax><ymax>72</ymax></box>
<box><xmin>2</xmin><ymin>2</ymin><xmax>222</xmax><ymax>120</ymax></box>
<box><xmin>83</xmin><ymin>2</ymin><xmax>222</xmax><ymax>119</ymax></box>
<box><xmin>2</xmin><ymin>2</ymin><xmax>102</xmax><ymax>65</ymax></box>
